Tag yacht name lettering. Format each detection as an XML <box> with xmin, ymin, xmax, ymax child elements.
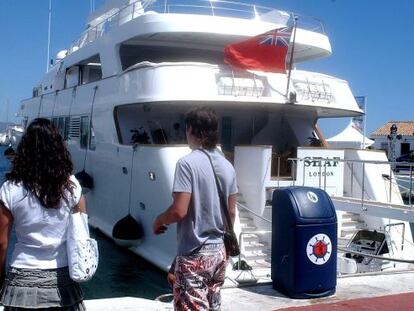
<box><xmin>304</xmin><ymin>157</ymin><xmax>340</xmax><ymax>167</ymax></box>
<box><xmin>309</xmin><ymin>171</ymin><xmax>334</xmax><ymax>177</ymax></box>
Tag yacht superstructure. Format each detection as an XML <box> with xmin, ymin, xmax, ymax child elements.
<box><xmin>17</xmin><ymin>0</ymin><xmax>413</xmax><ymax>279</ymax></box>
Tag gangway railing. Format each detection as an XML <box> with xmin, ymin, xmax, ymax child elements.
<box><xmin>237</xmin><ymin>201</ymin><xmax>271</xmax><ymax>224</ymax></box>
<box><xmin>337</xmin><ymin>247</ymin><xmax>414</xmax><ymax>264</ymax></box>
<box><xmin>286</xmin><ymin>157</ymin><xmax>414</xmax><ymax>208</ymax></box>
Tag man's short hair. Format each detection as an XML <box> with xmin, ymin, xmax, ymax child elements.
<box><xmin>185</xmin><ymin>106</ymin><xmax>218</xmax><ymax>150</ymax></box>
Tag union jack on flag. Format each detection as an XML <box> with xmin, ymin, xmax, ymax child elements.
<box><xmin>258</xmin><ymin>27</ymin><xmax>292</xmax><ymax>47</ymax></box>
<box><xmin>224</xmin><ymin>26</ymin><xmax>293</xmax><ymax>72</ymax></box>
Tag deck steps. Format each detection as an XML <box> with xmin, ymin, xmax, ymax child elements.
<box><xmin>236</xmin><ymin>194</ymin><xmax>272</xmax><ymax>270</ymax></box>
<box><xmin>244</xmin><ymin>250</ymin><xmax>269</xmax><ymax>261</ymax></box>
<box><xmin>244</xmin><ymin>242</ymin><xmax>268</xmax><ymax>252</ymax></box>
<box><xmin>340</xmin><ymin>212</ymin><xmax>364</xmax><ymax>239</ymax></box>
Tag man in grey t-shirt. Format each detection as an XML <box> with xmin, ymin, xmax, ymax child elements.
<box><xmin>153</xmin><ymin>107</ymin><xmax>237</xmax><ymax>311</ymax></box>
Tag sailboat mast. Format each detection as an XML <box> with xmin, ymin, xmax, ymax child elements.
<box><xmin>5</xmin><ymin>99</ymin><xmax>9</xmax><ymax>124</ymax></box>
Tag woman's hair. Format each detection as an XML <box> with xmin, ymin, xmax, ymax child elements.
<box><xmin>6</xmin><ymin>118</ymin><xmax>74</xmax><ymax>208</ymax></box>
<box><xmin>185</xmin><ymin>106</ymin><xmax>218</xmax><ymax>149</ymax></box>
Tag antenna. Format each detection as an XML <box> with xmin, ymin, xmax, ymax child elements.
<box><xmin>46</xmin><ymin>0</ymin><xmax>52</xmax><ymax>72</ymax></box>
<box><xmin>90</xmin><ymin>0</ymin><xmax>95</xmax><ymax>13</ymax></box>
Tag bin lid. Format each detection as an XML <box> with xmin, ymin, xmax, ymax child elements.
<box><xmin>288</xmin><ymin>187</ymin><xmax>336</xmax><ymax>221</ymax></box>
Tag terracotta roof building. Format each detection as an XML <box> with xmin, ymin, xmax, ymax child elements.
<box><xmin>371</xmin><ymin>121</ymin><xmax>414</xmax><ymax>160</ymax></box>
<box><xmin>372</xmin><ymin>121</ymin><xmax>414</xmax><ymax>137</ymax></box>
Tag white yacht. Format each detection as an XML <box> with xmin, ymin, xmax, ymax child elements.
<box><xmin>0</xmin><ymin>124</ymin><xmax>24</xmax><ymax>146</ymax></box>
<box><xmin>16</xmin><ymin>0</ymin><xmax>414</xmax><ymax>280</ymax></box>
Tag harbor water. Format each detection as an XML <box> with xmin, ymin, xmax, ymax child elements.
<box><xmin>0</xmin><ymin>146</ymin><xmax>170</xmax><ymax>300</ymax></box>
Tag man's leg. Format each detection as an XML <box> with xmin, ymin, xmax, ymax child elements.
<box><xmin>174</xmin><ymin>253</ymin><xmax>209</xmax><ymax>311</ymax></box>
<box><xmin>207</xmin><ymin>244</ymin><xmax>227</xmax><ymax>311</ymax></box>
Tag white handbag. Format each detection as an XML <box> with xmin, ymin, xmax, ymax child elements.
<box><xmin>66</xmin><ymin>212</ymin><xmax>99</xmax><ymax>282</ymax></box>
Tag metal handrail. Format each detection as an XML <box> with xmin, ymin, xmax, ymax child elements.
<box><xmin>287</xmin><ymin>156</ymin><xmax>414</xmax><ymax>208</ymax></box>
<box><xmin>288</xmin><ymin>157</ymin><xmax>414</xmax><ymax>166</ymax></box>
<box><xmin>338</xmin><ymin>247</ymin><xmax>414</xmax><ymax>264</ymax></box>
<box><xmin>66</xmin><ymin>0</ymin><xmax>325</xmax><ymax>56</ymax></box>
<box><xmin>237</xmin><ymin>202</ymin><xmax>271</xmax><ymax>224</ymax></box>
<box><xmin>385</xmin><ymin>222</ymin><xmax>406</xmax><ymax>251</ymax></box>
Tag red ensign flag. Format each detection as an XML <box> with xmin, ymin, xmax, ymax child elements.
<box><xmin>224</xmin><ymin>27</ymin><xmax>292</xmax><ymax>73</ymax></box>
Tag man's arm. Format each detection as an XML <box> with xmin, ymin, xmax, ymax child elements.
<box><xmin>153</xmin><ymin>192</ymin><xmax>191</xmax><ymax>235</ymax></box>
<box><xmin>0</xmin><ymin>203</ymin><xmax>13</xmax><ymax>287</ymax></box>
<box><xmin>228</xmin><ymin>194</ymin><xmax>237</xmax><ymax>225</ymax></box>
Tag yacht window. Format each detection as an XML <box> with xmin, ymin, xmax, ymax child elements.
<box><xmin>33</xmin><ymin>86</ymin><xmax>41</xmax><ymax>97</ymax></box>
<box><xmin>58</xmin><ymin>117</ymin><xmax>65</xmax><ymax>137</ymax></box>
<box><xmin>64</xmin><ymin>117</ymin><xmax>70</xmax><ymax>140</ymax></box>
<box><xmin>114</xmin><ymin>104</ymin><xmax>188</xmax><ymax>145</ymax></box>
<box><xmin>119</xmin><ymin>44</ymin><xmax>224</xmax><ymax>70</ymax></box>
<box><xmin>65</xmin><ymin>66</ymin><xmax>80</xmax><ymax>88</ymax></box>
<box><xmin>65</xmin><ymin>54</ymin><xmax>102</xmax><ymax>88</ymax></box>
<box><xmin>80</xmin><ymin>64</ymin><xmax>102</xmax><ymax>84</ymax></box>
<box><xmin>80</xmin><ymin>116</ymin><xmax>90</xmax><ymax>149</ymax></box>
<box><xmin>80</xmin><ymin>55</ymin><xmax>102</xmax><ymax>84</ymax></box>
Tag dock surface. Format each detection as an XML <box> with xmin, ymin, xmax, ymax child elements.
<box><xmin>221</xmin><ymin>270</ymin><xmax>414</xmax><ymax>310</ymax></box>
<box><xmin>1</xmin><ymin>270</ymin><xmax>414</xmax><ymax>310</ymax></box>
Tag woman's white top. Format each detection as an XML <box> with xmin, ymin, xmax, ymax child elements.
<box><xmin>0</xmin><ymin>175</ymin><xmax>82</xmax><ymax>269</ymax></box>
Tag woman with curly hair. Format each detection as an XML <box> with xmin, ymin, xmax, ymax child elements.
<box><xmin>0</xmin><ymin>118</ymin><xmax>86</xmax><ymax>310</ymax></box>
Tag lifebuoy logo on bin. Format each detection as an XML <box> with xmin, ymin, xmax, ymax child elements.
<box><xmin>306</xmin><ymin>233</ymin><xmax>332</xmax><ymax>265</ymax></box>
<box><xmin>306</xmin><ymin>191</ymin><xmax>318</xmax><ymax>203</ymax></box>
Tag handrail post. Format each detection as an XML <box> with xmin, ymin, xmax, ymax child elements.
<box><xmin>292</xmin><ymin>160</ymin><xmax>296</xmax><ymax>186</ymax></box>
<box><xmin>302</xmin><ymin>159</ymin><xmax>305</xmax><ymax>186</ymax></box>
<box><xmin>209</xmin><ymin>0</ymin><xmax>215</xmax><ymax>16</ymax></box>
<box><xmin>319</xmin><ymin>159</ymin><xmax>322</xmax><ymax>189</ymax></box>
<box><xmin>351</xmin><ymin>162</ymin><xmax>354</xmax><ymax>197</ymax></box>
<box><xmin>253</xmin><ymin>5</ymin><xmax>259</xmax><ymax>19</ymax></box>
<box><xmin>238</xmin><ymin>232</ymin><xmax>243</xmax><ymax>270</ymax></box>
<box><xmin>277</xmin><ymin>157</ymin><xmax>280</xmax><ymax>188</ymax></box>
<box><xmin>324</xmin><ymin>159</ymin><xmax>327</xmax><ymax>191</ymax></box>
<box><xmin>231</xmin><ymin>70</ymin><xmax>236</xmax><ymax>96</ymax></box>
<box><xmin>389</xmin><ymin>166</ymin><xmax>392</xmax><ymax>203</ymax></box>
<box><xmin>361</xmin><ymin>163</ymin><xmax>366</xmax><ymax>210</ymax></box>
<box><xmin>410</xmin><ymin>165</ymin><xmax>413</xmax><ymax>208</ymax></box>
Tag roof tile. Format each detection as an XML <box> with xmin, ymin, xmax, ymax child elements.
<box><xmin>371</xmin><ymin>121</ymin><xmax>414</xmax><ymax>137</ymax></box>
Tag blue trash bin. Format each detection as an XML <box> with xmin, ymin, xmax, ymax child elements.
<box><xmin>271</xmin><ymin>186</ymin><xmax>337</xmax><ymax>298</ymax></box>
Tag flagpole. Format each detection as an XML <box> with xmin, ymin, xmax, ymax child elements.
<box><xmin>285</xmin><ymin>15</ymin><xmax>298</xmax><ymax>102</ymax></box>
<box><xmin>46</xmin><ymin>0</ymin><xmax>52</xmax><ymax>72</ymax></box>
<box><xmin>363</xmin><ymin>96</ymin><xmax>367</xmax><ymax>149</ymax></box>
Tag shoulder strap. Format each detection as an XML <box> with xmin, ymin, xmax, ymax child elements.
<box><xmin>199</xmin><ymin>149</ymin><xmax>234</xmax><ymax>231</ymax></box>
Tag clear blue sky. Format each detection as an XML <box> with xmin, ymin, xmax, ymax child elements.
<box><xmin>0</xmin><ymin>0</ymin><xmax>413</xmax><ymax>138</ymax></box>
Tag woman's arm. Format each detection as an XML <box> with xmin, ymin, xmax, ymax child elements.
<box><xmin>0</xmin><ymin>202</ymin><xmax>13</xmax><ymax>287</ymax></box>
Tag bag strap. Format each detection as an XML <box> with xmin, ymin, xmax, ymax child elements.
<box><xmin>198</xmin><ymin>149</ymin><xmax>234</xmax><ymax>231</ymax></box>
